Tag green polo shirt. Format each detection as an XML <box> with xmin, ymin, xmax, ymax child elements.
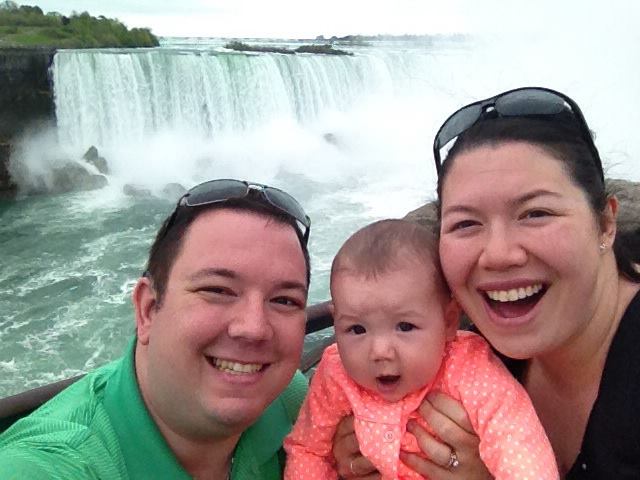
<box><xmin>0</xmin><ymin>338</ymin><xmax>308</xmax><ymax>479</ymax></box>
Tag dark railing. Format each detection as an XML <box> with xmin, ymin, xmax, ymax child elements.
<box><xmin>0</xmin><ymin>302</ymin><xmax>334</xmax><ymax>434</ymax></box>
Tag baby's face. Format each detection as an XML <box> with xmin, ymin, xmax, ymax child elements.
<box><xmin>332</xmin><ymin>262</ymin><xmax>455</xmax><ymax>402</ymax></box>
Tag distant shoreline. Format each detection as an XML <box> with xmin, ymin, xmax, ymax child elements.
<box><xmin>158</xmin><ymin>33</ymin><xmax>469</xmax><ymax>43</ymax></box>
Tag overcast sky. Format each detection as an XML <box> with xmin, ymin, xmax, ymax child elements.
<box><xmin>28</xmin><ymin>0</ymin><xmax>640</xmax><ymax>38</ymax></box>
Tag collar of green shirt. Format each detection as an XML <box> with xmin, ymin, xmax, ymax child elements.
<box><xmin>103</xmin><ymin>338</ymin><xmax>290</xmax><ymax>480</ymax></box>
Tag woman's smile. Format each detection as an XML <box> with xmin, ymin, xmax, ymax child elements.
<box><xmin>482</xmin><ymin>283</ymin><xmax>547</xmax><ymax>320</ymax></box>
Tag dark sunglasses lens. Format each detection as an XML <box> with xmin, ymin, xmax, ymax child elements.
<box><xmin>263</xmin><ymin>187</ymin><xmax>309</xmax><ymax>227</ymax></box>
<box><xmin>497</xmin><ymin>90</ymin><xmax>567</xmax><ymax>116</ymax></box>
<box><xmin>184</xmin><ymin>180</ymin><xmax>247</xmax><ymax>206</ymax></box>
<box><xmin>437</xmin><ymin>104</ymin><xmax>483</xmax><ymax>148</ymax></box>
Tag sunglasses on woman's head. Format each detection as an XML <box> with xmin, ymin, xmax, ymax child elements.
<box><xmin>161</xmin><ymin>178</ymin><xmax>311</xmax><ymax>245</ymax></box>
<box><xmin>432</xmin><ymin>87</ymin><xmax>604</xmax><ymax>182</ymax></box>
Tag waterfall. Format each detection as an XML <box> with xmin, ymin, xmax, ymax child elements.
<box><xmin>14</xmin><ymin>34</ymin><xmax>640</xmax><ymax>196</ymax></box>
<box><xmin>51</xmin><ymin>44</ymin><xmax>430</xmax><ymax>150</ymax></box>
<box><xmin>34</xmin><ymin>41</ymin><xmax>444</xmax><ymax>194</ymax></box>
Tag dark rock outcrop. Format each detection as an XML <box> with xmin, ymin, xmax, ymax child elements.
<box><xmin>123</xmin><ymin>184</ymin><xmax>153</xmax><ymax>198</ymax></box>
<box><xmin>49</xmin><ymin>163</ymin><xmax>108</xmax><ymax>193</ymax></box>
<box><xmin>123</xmin><ymin>182</ymin><xmax>187</xmax><ymax>200</ymax></box>
<box><xmin>323</xmin><ymin>133</ymin><xmax>340</xmax><ymax>147</ymax></box>
<box><xmin>0</xmin><ymin>47</ymin><xmax>56</xmax><ymax>194</ymax></box>
<box><xmin>18</xmin><ymin>161</ymin><xmax>108</xmax><ymax>195</ymax></box>
<box><xmin>404</xmin><ymin>201</ymin><xmax>438</xmax><ymax>230</ymax></box>
<box><xmin>162</xmin><ymin>183</ymin><xmax>187</xmax><ymax>200</ymax></box>
<box><xmin>82</xmin><ymin>146</ymin><xmax>109</xmax><ymax>175</ymax></box>
<box><xmin>0</xmin><ymin>143</ymin><xmax>15</xmax><ymax>197</ymax></box>
<box><xmin>225</xmin><ymin>41</ymin><xmax>353</xmax><ymax>56</ymax></box>
<box><xmin>607</xmin><ymin>179</ymin><xmax>640</xmax><ymax>232</ymax></box>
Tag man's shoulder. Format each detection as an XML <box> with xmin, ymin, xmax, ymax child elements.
<box><xmin>3</xmin><ymin>357</ymin><xmax>121</xmax><ymax>433</ymax></box>
<box><xmin>0</xmin><ymin>358</ymin><xmax>126</xmax><ymax>478</ymax></box>
<box><xmin>0</xmin><ymin>440</ymin><xmax>125</xmax><ymax>479</ymax></box>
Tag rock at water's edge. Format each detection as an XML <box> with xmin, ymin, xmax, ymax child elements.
<box><xmin>0</xmin><ymin>48</ymin><xmax>56</xmax><ymax>195</ymax></box>
<box><xmin>82</xmin><ymin>146</ymin><xmax>109</xmax><ymax>175</ymax></box>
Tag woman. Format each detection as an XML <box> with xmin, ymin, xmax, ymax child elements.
<box><xmin>333</xmin><ymin>87</ymin><xmax>640</xmax><ymax>479</ymax></box>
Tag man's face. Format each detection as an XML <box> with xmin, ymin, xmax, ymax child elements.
<box><xmin>134</xmin><ymin>209</ymin><xmax>308</xmax><ymax>440</ymax></box>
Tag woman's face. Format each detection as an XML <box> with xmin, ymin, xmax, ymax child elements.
<box><xmin>439</xmin><ymin>141</ymin><xmax>609</xmax><ymax>359</ymax></box>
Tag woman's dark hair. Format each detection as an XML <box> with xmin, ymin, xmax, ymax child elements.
<box><xmin>435</xmin><ymin>116</ymin><xmax>640</xmax><ymax>282</ymax></box>
<box><xmin>145</xmin><ymin>196</ymin><xmax>311</xmax><ymax>306</ymax></box>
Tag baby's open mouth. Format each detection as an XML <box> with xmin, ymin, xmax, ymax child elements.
<box><xmin>376</xmin><ymin>375</ymin><xmax>400</xmax><ymax>386</ymax></box>
<box><xmin>484</xmin><ymin>283</ymin><xmax>547</xmax><ymax>318</ymax></box>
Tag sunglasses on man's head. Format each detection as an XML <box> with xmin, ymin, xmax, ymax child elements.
<box><xmin>162</xmin><ymin>178</ymin><xmax>311</xmax><ymax>244</ymax></box>
<box><xmin>432</xmin><ymin>87</ymin><xmax>604</xmax><ymax>182</ymax></box>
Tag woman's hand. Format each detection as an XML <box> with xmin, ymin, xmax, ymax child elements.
<box><xmin>399</xmin><ymin>391</ymin><xmax>493</xmax><ymax>479</ymax></box>
<box><xmin>332</xmin><ymin>416</ymin><xmax>381</xmax><ymax>479</ymax></box>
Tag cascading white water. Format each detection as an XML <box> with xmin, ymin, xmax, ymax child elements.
<box><xmin>16</xmin><ymin>33</ymin><xmax>640</xmax><ymax>197</ymax></box>
<box><xmin>38</xmin><ymin>40</ymin><xmax>445</xmax><ymax>198</ymax></box>
<box><xmin>52</xmin><ymin>43</ymin><xmax>427</xmax><ymax>150</ymax></box>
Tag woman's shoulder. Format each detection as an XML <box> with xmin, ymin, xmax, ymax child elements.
<box><xmin>571</xmin><ymin>288</ymin><xmax>640</xmax><ymax>478</ymax></box>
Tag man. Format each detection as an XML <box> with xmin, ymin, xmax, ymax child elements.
<box><xmin>0</xmin><ymin>179</ymin><xmax>312</xmax><ymax>479</ymax></box>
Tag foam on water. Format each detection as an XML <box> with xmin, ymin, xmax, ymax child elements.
<box><xmin>0</xmin><ymin>359</ymin><xmax>18</xmax><ymax>374</ymax></box>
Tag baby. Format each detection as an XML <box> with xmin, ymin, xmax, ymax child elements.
<box><xmin>284</xmin><ymin>219</ymin><xmax>559</xmax><ymax>479</ymax></box>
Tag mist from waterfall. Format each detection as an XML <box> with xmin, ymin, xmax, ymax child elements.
<box><xmin>44</xmin><ymin>40</ymin><xmax>440</xmax><ymax>195</ymax></box>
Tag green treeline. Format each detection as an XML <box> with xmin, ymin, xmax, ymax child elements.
<box><xmin>0</xmin><ymin>1</ymin><xmax>159</xmax><ymax>48</ymax></box>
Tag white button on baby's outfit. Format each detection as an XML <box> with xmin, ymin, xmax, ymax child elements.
<box><xmin>383</xmin><ymin>431</ymin><xmax>394</xmax><ymax>442</ymax></box>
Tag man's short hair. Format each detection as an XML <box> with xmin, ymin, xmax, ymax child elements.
<box><xmin>145</xmin><ymin>195</ymin><xmax>311</xmax><ymax>306</ymax></box>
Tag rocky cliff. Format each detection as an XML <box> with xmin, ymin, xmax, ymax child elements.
<box><xmin>0</xmin><ymin>48</ymin><xmax>56</xmax><ymax>194</ymax></box>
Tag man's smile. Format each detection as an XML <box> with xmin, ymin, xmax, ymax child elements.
<box><xmin>207</xmin><ymin>356</ymin><xmax>268</xmax><ymax>374</ymax></box>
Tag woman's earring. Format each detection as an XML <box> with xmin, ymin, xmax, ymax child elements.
<box><xmin>599</xmin><ymin>242</ymin><xmax>607</xmax><ymax>252</ymax></box>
